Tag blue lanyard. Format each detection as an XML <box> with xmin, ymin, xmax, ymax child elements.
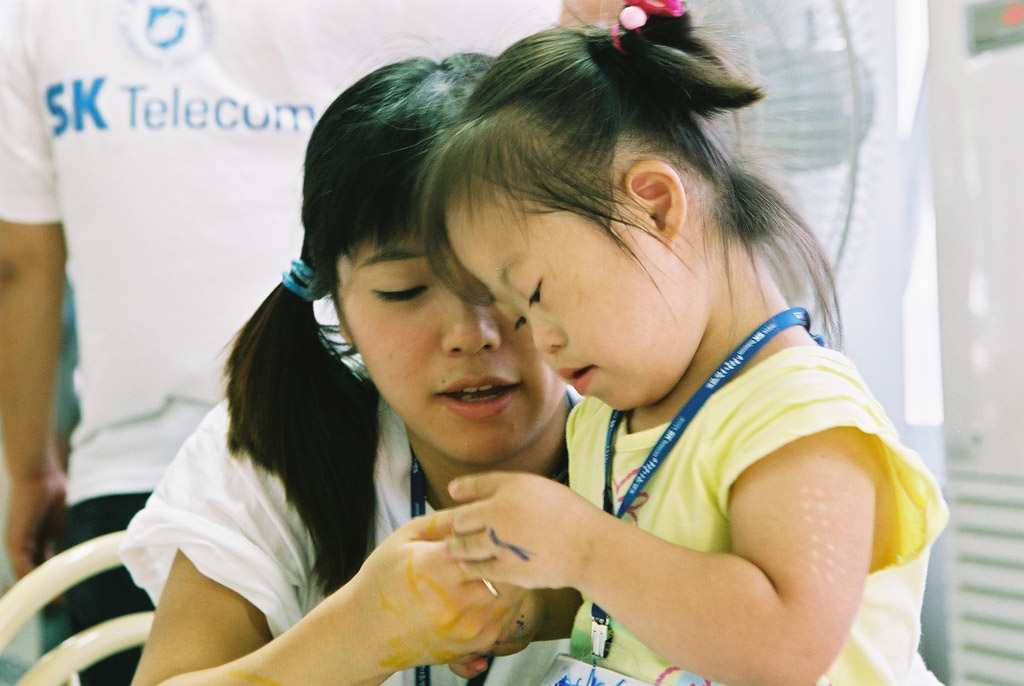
<box><xmin>589</xmin><ymin>308</ymin><xmax>815</xmax><ymax>655</ymax></box>
<box><xmin>414</xmin><ymin>661</ymin><xmax>492</xmax><ymax>686</ymax></box>
<box><xmin>411</xmin><ymin>455</ymin><xmax>492</xmax><ymax>686</ymax></box>
<box><xmin>410</xmin><ymin>389</ymin><xmax>575</xmax><ymax>680</ymax></box>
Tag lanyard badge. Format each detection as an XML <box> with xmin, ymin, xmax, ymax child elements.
<box><xmin>591</xmin><ymin>614</ymin><xmax>613</xmax><ymax>659</ymax></box>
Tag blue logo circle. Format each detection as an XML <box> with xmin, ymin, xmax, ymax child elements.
<box><xmin>118</xmin><ymin>0</ymin><xmax>212</xmax><ymax>69</ymax></box>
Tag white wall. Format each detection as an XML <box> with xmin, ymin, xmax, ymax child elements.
<box><xmin>928</xmin><ymin>2</ymin><xmax>1024</xmax><ymax>685</ymax></box>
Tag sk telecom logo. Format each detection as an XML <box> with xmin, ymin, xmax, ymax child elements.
<box><xmin>118</xmin><ymin>0</ymin><xmax>212</xmax><ymax>69</ymax></box>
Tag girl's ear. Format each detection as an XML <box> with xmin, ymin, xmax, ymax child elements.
<box><xmin>622</xmin><ymin>159</ymin><xmax>687</xmax><ymax>245</ymax></box>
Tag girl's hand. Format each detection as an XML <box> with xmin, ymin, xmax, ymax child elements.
<box><xmin>348</xmin><ymin>511</ymin><xmax>543</xmax><ymax>673</ymax></box>
<box><xmin>444</xmin><ymin>472</ymin><xmax>604</xmax><ymax>590</ymax></box>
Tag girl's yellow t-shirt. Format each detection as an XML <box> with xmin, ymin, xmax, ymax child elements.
<box><xmin>566</xmin><ymin>345</ymin><xmax>948</xmax><ymax>686</ymax></box>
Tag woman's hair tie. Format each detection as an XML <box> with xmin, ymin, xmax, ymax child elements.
<box><xmin>281</xmin><ymin>258</ymin><xmax>317</xmax><ymax>301</ymax></box>
<box><xmin>611</xmin><ymin>0</ymin><xmax>686</xmax><ymax>54</ymax></box>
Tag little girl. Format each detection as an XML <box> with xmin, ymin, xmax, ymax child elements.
<box><xmin>420</xmin><ymin>3</ymin><xmax>949</xmax><ymax>685</ymax></box>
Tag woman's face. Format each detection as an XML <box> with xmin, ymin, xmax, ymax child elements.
<box><xmin>336</xmin><ymin>239</ymin><xmax>568</xmax><ymax>476</ymax></box>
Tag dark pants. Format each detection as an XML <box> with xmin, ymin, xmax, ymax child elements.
<box><xmin>64</xmin><ymin>493</ymin><xmax>155</xmax><ymax>686</ymax></box>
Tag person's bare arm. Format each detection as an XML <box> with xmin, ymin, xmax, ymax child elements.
<box><xmin>131</xmin><ymin>552</ymin><xmax>274</xmax><ymax>686</ymax></box>
<box><xmin>133</xmin><ymin>550</ymin><xmax>389</xmax><ymax>686</ymax></box>
<box><xmin>134</xmin><ymin>512</ymin><xmax>544</xmax><ymax>686</ymax></box>
<box><xmin>0</xmin><ymin>219</ymin><xmax>68</xmax><ymax>578</ymax></box>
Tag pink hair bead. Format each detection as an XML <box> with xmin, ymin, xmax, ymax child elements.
<box><xmin>619</xmin><ymin>6</ymin><xmax>648</xmax><ymax>30</ymax></box>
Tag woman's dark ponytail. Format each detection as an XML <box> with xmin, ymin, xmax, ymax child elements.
<box><xmin>223</xmin><ymin>54</ymin><xmax>493</xmax><ymax>594</ymax></box>
<box><xmin>226</xmin><ymin>282</ymin><xmax>378</xmax><ymax>593</ymax></box>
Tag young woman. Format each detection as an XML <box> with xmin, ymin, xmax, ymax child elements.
<box><xmin>423</xmin><ymin>4</ymin><xmax>949</xmax><ymax>686</ymax></box>
<box><xmin>121</xmin><ymin>53</ymin><xmax>578</xmax><ymax>686</ymax></box>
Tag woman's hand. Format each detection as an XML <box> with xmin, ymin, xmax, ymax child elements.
<box><xmin>443</xmin><ymin>472</ymin><xmax>605</xmax><ymax>590</ymax></box>
<box><xmin>346</xmin><ymin>510</ymin><xmax>545</xmax><ymax>674</ymax></box>
<box><xmin>133</xmin><ymin>512</ymin><xmax>552</xmax><ymax>686</ymax></box>
<box><xmin>442</xmin><ymin>588</ymin><xmax>544</xmax><ymax>680</ymax></box>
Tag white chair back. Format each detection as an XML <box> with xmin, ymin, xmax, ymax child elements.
<box><xmin>0</xmin><ymin>531</ymin><xmax>153</xmax><ymax>686</ymax></box>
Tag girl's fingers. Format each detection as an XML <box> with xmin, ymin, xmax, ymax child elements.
<box><xmin>446</xmin><ymin>529</ymin><xmax>497</xmax><ymax>562</ymax></box>
<box><xmin>455</xmin><ymin>557</ymin><xmax>503</xmax><ymax>582</ymax></box>
<box><xmin>448</xmin><ymin>471</ymin><xmax>509</xmax><ymax>503</ymax></box>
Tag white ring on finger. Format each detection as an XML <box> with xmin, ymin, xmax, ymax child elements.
<box><xmin>481</xmin><ymin>578</ymin><xmax>501</xmax><ymax>598</ymax></box>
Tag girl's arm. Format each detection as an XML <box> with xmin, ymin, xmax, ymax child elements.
<box><xmin>133</xmin><ymin>513</ymin><xmax>557</xmax><ymax>686</ymax></box>
<box><xmin>447</xmin><ymin>427</ymin><xmax>889</xmax><ymax>686</ymax></box>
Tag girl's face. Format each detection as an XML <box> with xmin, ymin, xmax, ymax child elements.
<box><xmin>447</xmin><ymin>197</ymin><xmax>719</xmax><ymax>427</ymax></box>
<box><xmin>336</xmin><ymin>239</ymin><xmax>568</xmax><ymax>478</ymax></box>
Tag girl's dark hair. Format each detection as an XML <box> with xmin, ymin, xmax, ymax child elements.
<box><xmin>422</xmin><ymin>13</ymin><xmax>841</xmax><ymax>344</ymax></box>
<box><xmin>225</xmin><ymin>52</ymin><xmax>492</xmax><ymax>594</ymax></box>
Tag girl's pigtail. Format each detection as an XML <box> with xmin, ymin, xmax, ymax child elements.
<box><xmin>225</xmin><ymin>281</ymin><xmax>379</xmax><ymax>593</ymax></box>
<box><xmin>597</xmin><ymin>12</ymin><xmax>843</xmax><ymax>344</ymax></box>
<box><xmin>596</xmin><ymin>13</ymin><xmax>764</xmax><ymax>119</ymax></box>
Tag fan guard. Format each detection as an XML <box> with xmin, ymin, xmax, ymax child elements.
<box><xmin>699</xmin><ymin>0</ymin><xmax>877</xmax><ymax>276</ymax></box>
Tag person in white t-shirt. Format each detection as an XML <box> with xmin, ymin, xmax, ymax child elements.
<box><xmin>121</xmin><ymin>51</ymin><xmax>582</xmax><ymax>686</ymax></box>
<box><xmin>0</xmin><ymin>2</ymin><xmax>620</xmax><ymax>684</ymax></box>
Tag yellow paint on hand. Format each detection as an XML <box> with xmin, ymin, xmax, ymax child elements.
<box><xmin>415</xmin><ymin>573</ymin><xmax>454</xmax><ymax>611</ymax></box>
<box><xmin>379</xmin><ymin>584</ymin><xmax>400</xmax><ymax>615</ymax></box>
<box><xmin>379</xmin><ymin>648</ymin><xmax>420</xmax><ymax>670</ymax></box>
<box><xmin>424</xmin><ymin>513</ymin><xmax>441</xmax><ymax>537</ymax></box>
<box><xmin>381</xmin><ymin>552</ymin><xmax>506</xmax><ymax>670</ymax></box>
<box><xmin>380</xmin><ymin>633</ymin><xmax>432</xmax><ymax>670</ymax></box>
<box><xmin>428</xmin><ymin>646</ymin><xmax>463</xmax><ymax>663</ymax></box>
<box><xmin>406</xmin><ymin>554</ymin><xmax>421</xmax><ymax>599</ymax></box>
<box><xmin>228</xmin><ymin>670</ymin><xmax>283</xmax><ymax>686</ymax></box>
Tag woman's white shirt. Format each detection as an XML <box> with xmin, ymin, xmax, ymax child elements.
<box><xmin>121</xmin><ymin>400</ymin><xmax>567</xmax><ymax>686</ymax></box>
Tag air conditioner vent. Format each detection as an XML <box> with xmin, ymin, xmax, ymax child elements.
<box><xmin>947</xmin><ymin>472</ymin><xmax>1024</xmax><ymax>686</ymax></box>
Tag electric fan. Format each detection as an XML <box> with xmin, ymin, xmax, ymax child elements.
<box><xmin>697</xmin><ymin>0</ymin><xmax>878</xmax><ymax>278</ymax></box>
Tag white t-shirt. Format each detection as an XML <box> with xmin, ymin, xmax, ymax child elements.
<box><xmin>0</xmin><ymin>0</ymin><xmax>562</xmax><ymax>505</ymax></box>
<box><xmin>121</xmin><ymin>401</ymin><xmax>568</xmax><ymax>686</ymax></box>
